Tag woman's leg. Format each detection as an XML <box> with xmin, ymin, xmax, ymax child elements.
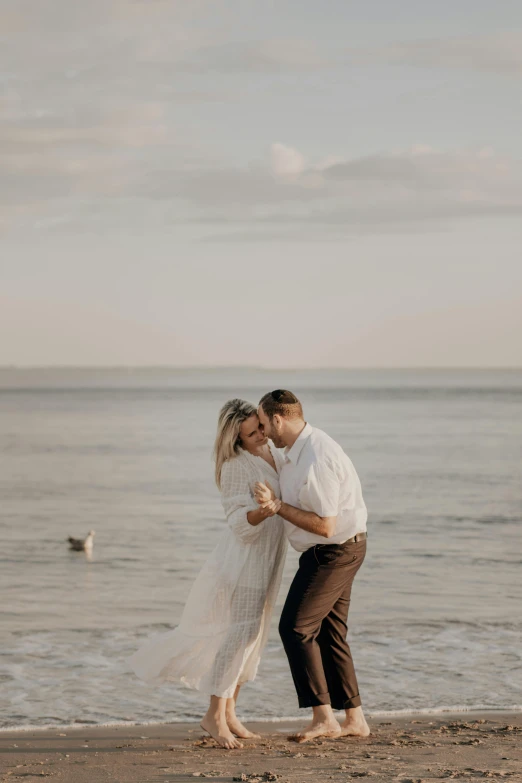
<box><xmin>225</xmin><ymin>684</ymin><xmax>261</xmax><ymax>739</ymax></box>
<box><xmin>205</xmin><ymin>586</ymin><xmax>265</xmax><ymax>742</ymax></box>
<box><xmin>201</xmin><ymin>695</ymin><xmax>243</xmax><ymax>749</ymax></box>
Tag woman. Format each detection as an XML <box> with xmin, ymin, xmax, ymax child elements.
<box><xmin>129</xmin><ymin>399</ymin><xmax>287</xmax><ymax>749</ymax></box>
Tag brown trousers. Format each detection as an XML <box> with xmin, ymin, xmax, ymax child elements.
<box><xmin>279</xmin><ymin>538</ymin><xmax>366</xmax><ymax>710</ymax></box>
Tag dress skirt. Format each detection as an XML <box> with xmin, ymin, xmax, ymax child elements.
<box><xmin>129</xmin><ymin>447</ymin><xmax>287</xmax><ymax>698</ymax></box>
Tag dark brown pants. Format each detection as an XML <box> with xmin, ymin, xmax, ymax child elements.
<box><xmin>279</xmin><ymin>538</ymin><xmax>366</xmax><ymax>710</ymax></box>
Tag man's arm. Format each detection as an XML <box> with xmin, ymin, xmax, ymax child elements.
<box><xmin>278</xmin><ymin>501</ymin><xmax>337</xmax><ymax>538</ymax></box>
<box><xmin>254</xmin><ymin>482</ymin><xmax>336</xmax><ymax>538</ymax></box>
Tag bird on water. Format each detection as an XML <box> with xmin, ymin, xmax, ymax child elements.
<box><xmin>67</xmin><ymin>530</ymin><xmax>95</xmax><ymax>557</ymax></box>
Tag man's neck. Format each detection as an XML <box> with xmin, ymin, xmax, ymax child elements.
<box><xmin>284</xmin><ymin>420</ymin><xmax>307</xmax><ymax>450</ymax></box>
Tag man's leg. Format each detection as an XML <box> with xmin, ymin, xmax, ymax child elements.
<box><xmin>279</xmin><ymin>544</ymin><xmax>360</xmax><ymax>741</ymax></box>
<box><xmin>316</xmin><ymin>539</ymin><xmax>370</xmax><ymax>736</ymax></box>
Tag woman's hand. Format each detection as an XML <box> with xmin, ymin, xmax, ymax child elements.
<box><xmin>262</xmin><ymin>498</ymin><xmax>282</xmax><ymax>517</ymax></box>
<box><xmin>254</xmin><ymin>481</ymin><xmax>276</xmax><ymax>505</ymax></box>
<box><xmin>247</xmin><ymin>497</ymin><xmax>281</xmax><ymax>527</ymax></box>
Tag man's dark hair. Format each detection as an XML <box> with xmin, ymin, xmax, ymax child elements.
<box><xmin>259</xmin><ymin>389</ymin><xmax>303</xmax><ymax>421</ymax></box>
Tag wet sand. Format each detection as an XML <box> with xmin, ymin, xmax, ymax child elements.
<box><xmin>1</xmin><ymin>712</ymin><xmax>520</xmax><ymax>783</ymax></box>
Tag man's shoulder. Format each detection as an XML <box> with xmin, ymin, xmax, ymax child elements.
<box><xmin>309</xmin><ymin>426</ymin><xmax>341</xmax><ymax>448</ymax></box>
<box><xmin>307</xmin><ymin>427</ymin><xmax>344</xmax><ymax>460</ymax></box>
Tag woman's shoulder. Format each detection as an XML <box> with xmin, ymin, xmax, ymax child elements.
<box><xmin>221</xmin><ymin>450</ymin><xmax>250</xmax><ymax>476</ymax></box>
<box><xmin>219</xmin><ymin>451</ymin><xmax>252</xmax><ymax>494</ymax></box>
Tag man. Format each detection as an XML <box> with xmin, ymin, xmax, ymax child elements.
<box><xmin>255</xmin><ymin>389</ymin><xmax>369</xmax><ymax>742</ymax></box>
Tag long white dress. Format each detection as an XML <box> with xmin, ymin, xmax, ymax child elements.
<box><xmin>129</xmin><ymin>443</ymin><xmax>287</xmax><ymax>698</ymax></box>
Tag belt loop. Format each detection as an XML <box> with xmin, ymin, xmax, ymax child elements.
<box><xmin>313</xmin><ymin>545</ymin><xmax>319</xmax><ymax>564</ymax></box>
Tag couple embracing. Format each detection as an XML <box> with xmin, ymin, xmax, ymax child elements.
<box><xmin>130</xmin><ymin>390</ymin><xmax>369</xmax><ymax>748</ymax></box>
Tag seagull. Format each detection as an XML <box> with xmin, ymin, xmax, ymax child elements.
<box><xmin>67</xmin><ymin>530</ymin><xmax>95</xmax><ymax>555</ymax></box>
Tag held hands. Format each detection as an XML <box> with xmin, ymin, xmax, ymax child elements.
<box><xmin>254</xmin><ymin>481</ymin><xmax>276</xmax><ymax>505</ymax></box>
<box><xmin>254</xmin><ymin>481</ymin><xmax>280</xmax><ymax>517</ymax></box>
<box><xmin>262</xmin><ymin>499</ymin><xmax>282</xmax><ymax>517</ymax></box>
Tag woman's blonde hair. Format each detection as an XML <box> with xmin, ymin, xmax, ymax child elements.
<box><xmin>214</xmin><ymin>398</ymin><xmax>257</xmax><ymax>488</ymax></box>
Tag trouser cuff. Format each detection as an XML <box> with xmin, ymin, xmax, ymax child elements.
<box><xmin>340</xmin><ymin>695</ymin><xmax>362</xmax><ymax>710</ymax></box>
<box><xmin>298</xmin><ymin>691</ymin><xmax>331</xmax><ymax>708</ymax></box>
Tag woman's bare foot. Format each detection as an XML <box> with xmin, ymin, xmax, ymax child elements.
<box><xmin>339</xmin><ymin>707</ymin><xmax>370</xmax><ymax>738</ymax></box>
<box><xmin>200</xmin><ymin>715</ymin><xmax>243</xmax><ymax>749</ymax></box>
<box><xmin>288</xmin><ymin>716</ymin><xmax>342</xmax><ymax>743</ymax></box>
<box><xmin>226</xmin><ymin>712</ymin><xmax>261</xmax><ymax>739</ymax></box>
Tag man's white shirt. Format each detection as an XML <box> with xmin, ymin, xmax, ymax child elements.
<box><xmin>279</xmin><ymin>423</ymin><xmax>367</xmax><ymax>552</ymax></box>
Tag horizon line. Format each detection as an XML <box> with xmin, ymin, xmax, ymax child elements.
<box><xmin>1</xmin><ymin>365</ymin><xmax>521</xmax><ymax>372</ymax></box>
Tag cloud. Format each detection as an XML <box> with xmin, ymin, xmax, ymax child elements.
<box><xmin>138</xmin><ymin>165</ymin><xmax>321</xmax><ymax>207</ymax></box>
<box><xmin>349</xmin><ymin>32</ymin><xmax>522</xmax><ymax>75</ymax></box>
<box><xmin>270</xmin><ymin>143</ymin><xmax>306</xmax><ymax>178</ymax></box>
<box><xmin>0</xmin><ymin>0</ymin><xmax>235</xmax><ymax>123</ymax></box>
<box><xmin>151</xmin><ymin>144</ymin><xmax>522</xmax><ymax>239</ymax></box>
<box><xmin>3</xmin><ymin>131</ymin><xmax>521</xmax><ymax>238</ymax></box>
<box><xmin>322</xmin><ymin>147</ymin><xmax>516</xmax><ymax>194</ymax></box>
<box><xmin>0</xmin><ymin>101</ymin><xmax>178</xmax><ymax>214</ymax></box>
<box><xmin>176</xmin><ymin>37</ymin><xmax>328</xmax><ymax>73</ymax></box>
<box><xmin>324</xmin><ymin>155</ymin><xmax>420</xmax><ymax>185</ymax></box>
<box><xmin>0</xmin><ymin>103</ymin><xmax>170</xmax><ymax>151</ymax></box>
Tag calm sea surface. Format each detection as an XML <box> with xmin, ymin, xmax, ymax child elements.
<box><xmin>1</xmin><ymin>368</ymin><xmax>521</xmax><ymax>729</ymax></box>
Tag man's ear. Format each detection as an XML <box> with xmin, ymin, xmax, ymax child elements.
<box><xmin>273</xmin><ymin>414</ymin><xmax>282</xmax><ymax>429</ymax></box>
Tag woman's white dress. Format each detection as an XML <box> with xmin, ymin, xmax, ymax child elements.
<box><xmin>129</xmin><ymin>444</ymin><xmax>287</xmax><ymax>698</ymax></box>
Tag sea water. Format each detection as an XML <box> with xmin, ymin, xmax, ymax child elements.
<box><xmin>1</xmin><ymin>368</ymin><xmax>521</xmax><ymax>728</ymax></box>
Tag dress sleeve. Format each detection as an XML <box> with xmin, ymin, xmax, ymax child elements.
<box><xmin>220</xmin><ymin>457</ymin><xmax>264</xmax><ymax>544</ymax></box>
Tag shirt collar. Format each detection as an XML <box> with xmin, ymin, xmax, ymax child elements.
<box><xmin>284</xmin><ymin>422</ymin><xmax>313</xmax><ymax>464</ymax></box>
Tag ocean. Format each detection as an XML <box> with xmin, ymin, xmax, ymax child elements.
<box><xmin>1</xmin><ymin>367</ymin><xmax>521</xmax><ymax>729</ymax></box>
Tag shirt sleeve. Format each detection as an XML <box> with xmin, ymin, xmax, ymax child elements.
<box><xmin>299</xmin><ymin>459</ymin><xmax>340</xmax><ymax>518</ymax></box>
<box><xmin>220</xmin><ymin>457</ymin><xmax>264</xmax><ymax>544</ymax></box>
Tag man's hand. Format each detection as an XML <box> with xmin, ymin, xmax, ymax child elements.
<box><xmin>254</xmin><ymin>481</ymin><xmax>276</xmax><ymax>506</ymax></box>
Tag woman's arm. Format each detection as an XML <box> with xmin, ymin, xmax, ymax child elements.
<box><xmin>220</xmin><ymin>459</ymin><xmax>279</xmax><ymax>544</ymax></box>
<box><xmin>247</xmin><ymin>499</ymin><xmax>282</xmax><ymax>527</ymax></box>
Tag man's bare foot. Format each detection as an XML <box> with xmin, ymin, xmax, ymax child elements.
<box><xmin>288</xmin><ymin>717</ymin><xmax>342</xmax><ymax>743</ymax></box>
<box><xmin>226</xmin><ymin>713</ymin><xmax>261</xmax><ymax>739</ymax></box>
<box><xmin>200</xmin><ymin>715</ymin><xmax>244</xmax><ymax>749</ymax></box>
<box><xmin>339</xmin><ymin>708</ymin><xmax>370</xmax><ymax>738</ymax></box>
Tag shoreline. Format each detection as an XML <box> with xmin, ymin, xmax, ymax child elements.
<box><xmin>1</xmin><ymin>711</ymin><xmax>520</xmax><ymax>782</ymax></box>
<box><xmin>2</xmin><ymin>706</ymin><xmax>522</xmax><ymax>734</ymax></box>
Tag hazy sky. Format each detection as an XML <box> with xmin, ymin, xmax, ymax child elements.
<box><xmin>1</xmin><ymin>0</ymin><xmax>521</xmax><ymax>367</ymax></box>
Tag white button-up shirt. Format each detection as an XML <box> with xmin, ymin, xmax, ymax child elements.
<box><xmin>279</xmin><ymin>423</ymin><xmax>368</xmax><ymax>552</ymax></box>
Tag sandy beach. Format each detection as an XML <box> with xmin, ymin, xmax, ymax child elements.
<box><xmin>1</xmin><ymin>712</ymin><xmax>520</xmax><ymax>783</ymax></box>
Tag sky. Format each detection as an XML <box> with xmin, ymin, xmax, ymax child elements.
<box><xmin>1</xmin><ymin>0</ymin><xmax>521</xmax><ymax>367</ymax></box>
